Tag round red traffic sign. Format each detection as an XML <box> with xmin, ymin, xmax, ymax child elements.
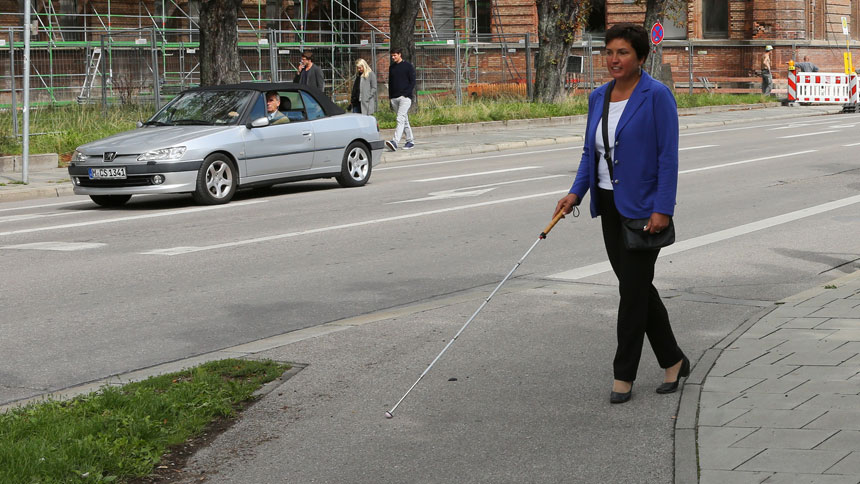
<box><xmin>651</xmin><ymin>22</ymin><xmax>664</xmax><ymax>45</ymax></box>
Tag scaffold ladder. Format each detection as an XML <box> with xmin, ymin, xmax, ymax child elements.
<box><xmin>492</xmin><ymin>0</ymin><xmax>521</xmax><ymax>81</ymax></box>
<box><xmin>419</xmin><ymin>0</ymin><xmax>438</xmax><ymax>39</ymax></box>
<box><xmin>78</xmin><ymin>48</ymin><xmax>102</xmax><ymax>104</ymax></box>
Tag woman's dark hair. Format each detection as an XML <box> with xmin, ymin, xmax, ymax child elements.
<box><xmin>605</xmin><ymin>23</ymin><xmax>649</xmax><ymax>61</ymax></box>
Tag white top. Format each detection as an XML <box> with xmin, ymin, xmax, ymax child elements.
<box><xmin>595</xmin><ymin>98</ymin><xmax>629</xmax><ymax>190</ymax></box>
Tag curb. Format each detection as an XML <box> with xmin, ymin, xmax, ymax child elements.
<box><xmin>672</xmin><ymin>268</ymin><xmax>860</xmax><ymax>483</ymax></box>
<box><xmin>0</xmin><ymin>184</ymin><xmax>75</xmax><ymax>204</ymax></box>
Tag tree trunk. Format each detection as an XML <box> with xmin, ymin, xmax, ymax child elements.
<box><xmin>389</xmin><ymin>0</ymin><xmax>421</xmax><ymax>65</ymax></box>
<box><xmin>199</xmin><ymin>0</ymin><xmax>243</xmax><ymax>86</ymax></box>
<box><xmin>643</xmin><ymin>0</ymin><xmax>664</xmax><ymax>80</ymax></box>
<box><xmin>534</xmin><ymin>0</ymin><xmax>586</xmax><ymax>103</ymax></box>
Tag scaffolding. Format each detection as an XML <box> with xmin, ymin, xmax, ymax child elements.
<box><xmin>0</xmin><ymin>0</ymin><xmax>538</xmax><ymax>108</ymax></box>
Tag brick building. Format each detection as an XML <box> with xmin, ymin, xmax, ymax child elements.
<box><xmin>1</xmin><ymin>0</ymin><xmax>859</xmax><ymax>103</ymax></box>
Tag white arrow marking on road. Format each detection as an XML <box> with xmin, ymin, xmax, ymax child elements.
<box><xmin>411</xmin><ymin>166</ymin><xmax>541</xmax><ymax>183</ymax></box>
<box><xmin>376</xmin><ymin>147</ymin><xmax>578</xmax><ymax>171</ymax></box>
<box><xmin>392</xmin><ymin>174</ymin><xmax>567</xmax><ymax>204</ymax></box>
<box><xmin>392</xmin><ymin>187</ymin><xmax>497</xmax><ymax>204</ymax></box>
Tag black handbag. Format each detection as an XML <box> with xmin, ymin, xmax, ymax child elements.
<box><xmin>601</xmin><ymin>82</ymin><xmax>675</xmax><ymax>251</ymax></box>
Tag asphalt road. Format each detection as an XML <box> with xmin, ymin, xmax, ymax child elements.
<box><xmin>1</xmin><ymin>111</ymin><xmax>859</xmax><ymax>418</ymax></box>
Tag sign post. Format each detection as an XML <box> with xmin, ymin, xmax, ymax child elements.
<box><xmin>649</xmin><ymin>22</ymin><xmax>664</xmax><ymax>76</ymax></box>
<box><xmin>843</xmin><ymin>17</ymin><xmax>854</xmax><ymax>75</ymax></box>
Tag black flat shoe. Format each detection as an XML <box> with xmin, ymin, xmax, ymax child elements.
<box><xmin>656</xmin><ymin>356</ymin><xmax>690</xmax><ymax>394</ymax></box>
<box><xmin>610</xmin><ymin>383</ymin><xmax>633</xmax><ymax>404</ymax></box>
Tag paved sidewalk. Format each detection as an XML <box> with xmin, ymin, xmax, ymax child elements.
<box><xmin>689</xmin><ymin>270</ymin><xmax>860</xmax><ymax>484</ymax></box>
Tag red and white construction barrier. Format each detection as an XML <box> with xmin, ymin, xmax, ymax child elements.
<box><xmin>788</xmin><ymin>70</ymin><xmax>859</xmax><ymax>104</ymax></box>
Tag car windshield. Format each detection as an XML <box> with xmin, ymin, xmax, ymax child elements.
<box><xmin>146</xmin><ymin>89</ymin><xmax>254</xmax><ymax>126</ymax></box>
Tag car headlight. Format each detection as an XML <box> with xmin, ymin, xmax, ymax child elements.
<box><xmin>137</xmin><ymin>146</ymin><xmax>187</xmax><ymax>161</ymax></box>
<box><xmin>72</xmin><ymin>150</ymin><xmax>87</xmax><ymax>162</ymax></box>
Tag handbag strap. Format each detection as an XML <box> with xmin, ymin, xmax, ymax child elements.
<box><xmin>601</xmin><ymin>81</ymin><xmax>615</xmax><ymax>180</ymax></box>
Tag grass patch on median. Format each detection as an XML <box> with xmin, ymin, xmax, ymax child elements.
<box><xmin>0</xmin><ymin>92</ymin><xmax>776</xmax><ymax>157</ymax></box>
<box><xmin>0</xmin><ymin>358</ymin><xmax>290</xmax><ymax>484</ymax></box>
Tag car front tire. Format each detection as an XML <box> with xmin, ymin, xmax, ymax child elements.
<box><xmin>336</xmin><ymin>142</ymin><xmax>371</xmax><ymax>188</ymax></box>
<box><xmin>90</xmin><ymin>194</ymin><xmax>132</xmax><ymax>207</ymax></box>
<box><xmin>192</xmin><ymin>154</ymin><xmax>237</xmax><ymax>205</ymax></box>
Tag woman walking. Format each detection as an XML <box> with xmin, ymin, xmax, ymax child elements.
<box><xmin>350</xmin><ymin>59</ymin><xmax>377</xmax><ymax>115</ymax></box>
<box><xmin>552</xmin><ymin>23</ymin><xmax>688</xmax><ymax>404</ymax></box>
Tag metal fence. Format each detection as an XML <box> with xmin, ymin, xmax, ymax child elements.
<box><xmin>2</xmin><ymin>25</ymin><xmax>852</xmax><ymax>121</ymax></box>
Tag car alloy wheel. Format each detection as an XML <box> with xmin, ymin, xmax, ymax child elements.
<box><xmin>193</xmin><ymin>153</ymin><xmax>237</xmax><ymax>204</ymax></box>
<box><xmin>336</xmin><ymin>142</ymin><xmax>371</xmax><ymax>187</ymax></box>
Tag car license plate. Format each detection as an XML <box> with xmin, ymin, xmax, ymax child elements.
<box><xmin>88</xmin><ymin>167</ymin><xmax>127</xmax><ymax>179</ymax></box>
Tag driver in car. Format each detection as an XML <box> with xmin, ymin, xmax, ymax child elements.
<box><xmin>266</xmin><ymin>91</ymin><xmax>289</xmax><ymax>124</ymax></box>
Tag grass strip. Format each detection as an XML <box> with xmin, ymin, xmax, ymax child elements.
<box><xmin>0</xmin><ymin>93</ymin><xmax>775</xmax><ymax>158</ymax></box>
<box><xmin>0</xmin><ymin>358</ymin><xmax>290</xmax><ymax>484</ymax></box>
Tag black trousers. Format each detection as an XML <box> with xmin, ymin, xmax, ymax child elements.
<box><xmin>597</xmin><ymin>188</ymin><xmax>684</xmax><ymax>382</ymax></box>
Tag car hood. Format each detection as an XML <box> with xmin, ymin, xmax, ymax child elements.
<box><xmin>77</xmin><ymin>126</ymin><xmax>230</xmax><ymax>155</ymax></box>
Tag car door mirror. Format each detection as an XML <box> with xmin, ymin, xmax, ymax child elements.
<box><xmin>247</xmin><ymin>117</ymin><xmax>270</xmax><ymax>129</ymax></box>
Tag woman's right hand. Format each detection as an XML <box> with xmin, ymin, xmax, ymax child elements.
<box><xmin>554</xmin><ymin>193</ymin><xmax>580</xmax><ymax>219</ymax></box>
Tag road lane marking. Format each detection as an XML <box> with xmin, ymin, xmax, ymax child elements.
<box><xmin>680</xmin><ymin>150</ymin><xmax>816</xmax><ymax>174</ymax></box>
<box><xmin>1</xmin><ymin>241</ymin><xmax>106</xmax><ymax>251</ymax></box>
<box><xmin>0</xmin><ymin>212</ymin><xmax>90</xmax><ymax>224</ymax></box>
<box><xmin>142</xmin><ymin>190</ymin><xmax>570</xmax><ymax>255</ymax></box>
<box><xmin>680</xmin><ymin>118</ymin><xmax>837</xmax><ymax>137</ymax></box>
<box><xmin>376</xmin><ymin>147</ymin><xmax>578</xmax><ymax>171</ymax></box>
<box><xmin>0</xmin><ymin>200</ymin><xmax>91</xmax><ymax>213</ymax></box>
<box><xmin>0</xmin><ymin>200</ymin><xmax>266</xmax><ymax>237</ymax></box>
<box><xmin>679</xmin><ymin>145</ymin><xmax>718</xmax><ymax>151</ymax></box>
<box><xmin>391</xmin><ymin>175</ymin><xmax>567</xmax><ymax>204</ymax></box>
<box><xmin>548</xmin><ymin>194</ymin><xmax>860</xmax><ymax>281</ymax></box>
<box><xmin>843</xmin><ymin>142</ymin><xmax>860</xmax><ymax>147</ymax></box>
<box><xmin>767</xmin><ymin>124</ymin><xmax>814</xmax><ymax>130</ymax></box>
<box><xmin>411</xmin><ymin>166</ymin><xmax>541</xmax><ymax>182</ymax></box>
<box><xmin>778</xmin><ymin>130</ymin><xmax>839</xmax><ymax>139</ymax></box>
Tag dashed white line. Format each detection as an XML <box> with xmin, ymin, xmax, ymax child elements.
<box><xmin>679</xmin><ymin>145</ymin><xmax>718</xmax><ymax>151</ymax></box>
<box><xmin>549</xmin><ymin>194</ymin><xmax>860</xmax><ymax>281</ymax></box>
<box><xmin>778</xmin><ymin>130</ymin><xmax>838</xmax><ymax>139</ymax></box>
<box><xmin>0</xmin><ymin>200</ymin><xmax>267</xmax><ymax>237</ymax></box>
<box><xmin>679</xmin><ymin>150</ymin><xmax>816</xmax><ymax>174</ymax></box>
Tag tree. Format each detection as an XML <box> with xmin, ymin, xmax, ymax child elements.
<box><xmin>534</xmin><ymin>0</ymin><xmax>588</xmax><ymax>103</ymax></box>
<box><xmin>639</xmin><ymin>0</ymin><xmax>686</xmax><ymax>82</ymax></box>
<box><xmin>389</xmin><ymin>0</ymin><xmax>421</xmax><ymax>64</ymax></box>
<box><xmin>199</xmin><ymin>0</ymin><xmax>243</xmax><ymax>86</ymax></box>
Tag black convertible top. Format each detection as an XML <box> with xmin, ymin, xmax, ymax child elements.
<box><xmin>187</xmin><ymin>82</ymin><xmax>345</xmax><ymax>116</ymax></box>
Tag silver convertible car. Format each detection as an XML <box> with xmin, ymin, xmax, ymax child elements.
<box><xmin>68</xmin><ymin>82</ymin><xmax>383</xmax><ymax>206</ymax></box>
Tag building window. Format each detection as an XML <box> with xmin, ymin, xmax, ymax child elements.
<box><xmin>585</xmin><ymin>0</ymin><xmax>606</xmax><ymax>38</ymax></box>
<box><xmin>663</xmin><ymin>6</ymin><xmax>687</xmax><ymax>40</ymax></box>
<box><xmin>703</xmin><ymin>0</ymin><xmax>728</xmax><ymax>38</ymax></box>
<box><xmin>475</xmin><ymin>0</ymin><xmax>491</xmax><ymax>41</ymax></box>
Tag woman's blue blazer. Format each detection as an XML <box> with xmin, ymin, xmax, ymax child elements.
<box><xmin>569</xmin><ymin>70</ymin><xmax>679</xmax><ymax>219</ymax></box>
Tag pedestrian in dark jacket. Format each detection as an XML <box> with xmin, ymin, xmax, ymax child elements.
<box><xmin>385</xmin><ymin>49</ymin><xmax>415</xmax><ymax>152</ymax></box>
<box><xmin>293</xmin><ymin>50</ymin><xmax>325</xmax><ymax>93</ymax></box>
